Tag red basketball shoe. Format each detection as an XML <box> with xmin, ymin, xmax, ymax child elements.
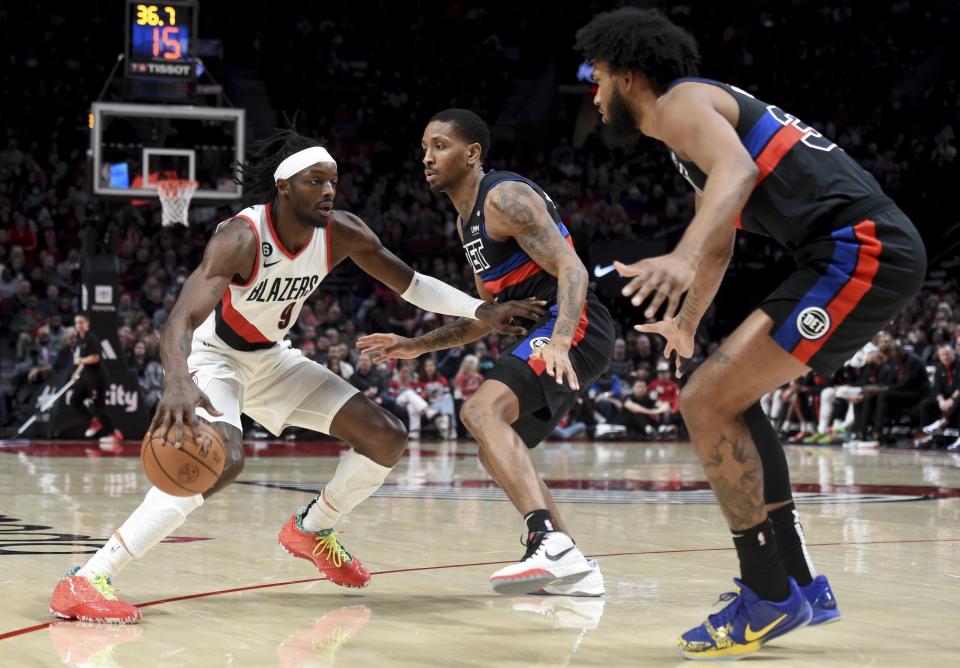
<box><xmin>278</xmin><ymin>505</ymin><xmax>371</xmax><ymax>588</ymax></box>
<box><xmin>50</xmin><ymin>567</ymin><xmax>142</xmax><ymax>624</ymax></box>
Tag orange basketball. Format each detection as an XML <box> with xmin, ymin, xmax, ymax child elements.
<box><xmin>141</xmin><ymin>422</ymin><xmax>226</xmax><ymax>496</ymax></box>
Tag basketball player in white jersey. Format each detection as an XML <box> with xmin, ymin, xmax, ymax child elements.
<box><xmin>50</xmin><ymin>129</ymin><xmax>545</xmax><ymax>623</ymax></box>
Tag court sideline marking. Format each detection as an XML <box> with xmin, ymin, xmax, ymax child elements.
<box><xmin>3</xmin><ymin>537</ymin><xmax>959</xmax><ymax>641</ymax></box>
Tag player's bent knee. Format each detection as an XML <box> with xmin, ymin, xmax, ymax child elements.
<box><xmin>459</xmin><ymin>397</ymin><xmax>493</xmax><ymax>433</ymax></box>
<box><xmin>206</xmin><ymin>427</ymin><xmax>245</xmax><ymax>494</ymax></box>
<box><xmin>377</xmin><ymin>410</ymin><xmax>407</xmax><ymax>463</ymax></box>
<box><xmin>353</xmin><ymin>407</ymin><xmax>407</xmax><ymax>467</ymax></box>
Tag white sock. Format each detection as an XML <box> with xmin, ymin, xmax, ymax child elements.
<box><xmin>79</xmin><ymin>487</ymin><xmax>203</xmax><ymax>579</ymax></box>
<box><xmin>302</xmin><ymin>449</ymin><xmax>393</xmax><ymax>532</ymax></box>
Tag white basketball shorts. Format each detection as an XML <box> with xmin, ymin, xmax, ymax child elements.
<box><xmin>187</xmin><ymin>338</ymin><xmax>358</xmax><ymax>436</ymax></box>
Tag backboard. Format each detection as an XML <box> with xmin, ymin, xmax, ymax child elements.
<box><xmin>90</xmin><ymin>102</ymin><xmax>245</xmax><ymax>201</ymax></box>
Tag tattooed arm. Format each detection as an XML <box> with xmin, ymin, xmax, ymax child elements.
<box><xmin>356</xmin><ymin>274</ymin><xmax>494</xmax><ymax>362</ymax></box>
<box><xmin>152</xmin><ymin>218</ymin><xmax>256</xmax><ymax>443</ymax></box>
<box><xmin>675</xmin><ymin>194</ymin><xmax>735</xmax><ymax>335</ymax></box>
<box><xmin>484</xmin><ymin>181</ymin><xmax>588</xmax><ymax>389</ymax></box>
<box><xmin>634</xmin><ymin>194</ymin><xmax>735</xmax><ymax>375</ymax></box>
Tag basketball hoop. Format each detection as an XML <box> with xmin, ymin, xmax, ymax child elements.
<box><xmin>157</xmin><ymin>179</ymin><xmax>199</xmax><ymax>227</ymax></box>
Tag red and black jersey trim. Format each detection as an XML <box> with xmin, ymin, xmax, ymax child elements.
<box><xmin>214</xmin><ymin>288</ymin><xmax>276</xmax><ymax>352</ymax></box>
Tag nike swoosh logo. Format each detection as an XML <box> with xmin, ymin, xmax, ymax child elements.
<box><xmin>544</xmin><ymin>546</ymin><xmax>575</xmax><ymax>561</ymax></box>
<box><xmin>593</xmin><ymin>264</ymin><xmax>616</xmax><ymax>278</ymax></box>
<box><xmin>744</xmin><ymin>613</ymin><xmax>787</xmax><ymax>642</ymax></box>
<box><xmin>264</xmin><ymin>260</ymin><xmax>282</xmax><ymax>268</ymax></box>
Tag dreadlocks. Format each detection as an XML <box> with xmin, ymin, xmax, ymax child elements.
<box><xmin>234</xmin><ymin>127</ymin><xmax>325</xmax><ymax>206</ymax></box>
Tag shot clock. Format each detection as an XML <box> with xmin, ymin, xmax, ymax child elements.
<box><xmin>125</xmin><ymin>0</ymin><xmax>198</xmax><ymax>79</ymax></box>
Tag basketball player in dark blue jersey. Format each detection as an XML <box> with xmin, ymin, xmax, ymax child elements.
<box><xmin>577</xmin><ymin>8</ymin><xmax>925</xmax><ymax>660</ymax></box>
<box><xmin>359</xmin><ymin>109</ymin><xmax>615</xmax><ymax>596</ymax></box>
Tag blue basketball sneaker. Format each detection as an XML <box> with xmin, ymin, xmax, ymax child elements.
<box><xmin>678</xmin><ymin>577</ymin><xmax>812</xmax><ymax>660</ymax></box>
<box><xmin>800</xmin><ymin>575</ymin><xmax>841</xmax><ymax>625</ymax></box>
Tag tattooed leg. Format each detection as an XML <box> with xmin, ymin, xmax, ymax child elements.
<box><xmin>678</xmin><ymin>310</ymin><xmax>809</xmax><ymax>531</ymax></box>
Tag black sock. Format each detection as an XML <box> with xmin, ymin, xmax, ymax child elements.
<box><xmin>732</xmin><ymin>518</ymin><xmax>790</xmax><ymax>602</ymax></box>
<box><xmin>524</xmin><ymin>509</ymin><xmax>555</xmax><ymax>537</ymax></box>
<box><xmin>522</xmin><ymin>510</ymin><xmax>555</xmax><ymax>559</ymax></box>
<box><xmin>769</xmin><ymin>502</ymin><xmax>815</xmax><ymax>586</ymax></box>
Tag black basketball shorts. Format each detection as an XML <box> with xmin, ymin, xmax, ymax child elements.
<box><xmin>760</xmin><ymin>205</ymin><xmax>926</xmax><ymax>376</ymax></box>
<box><xmin>485</xmin><ymin>294</ymin><xmax>615</xmax><ymax>448</ymax></box>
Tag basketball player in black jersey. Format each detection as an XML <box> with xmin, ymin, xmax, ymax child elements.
<box><xmin>577</xmin><ymin>8</ymin><xmax>926</xmax><ymax>659</ymax></box>
<box><xmin>358</xmin><ymin>109</ymin><xmax>615</xmax><ymax>596</ymax></box>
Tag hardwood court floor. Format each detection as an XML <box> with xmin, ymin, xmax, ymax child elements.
<box><xmin>1</xmin><ymin>438</ymin><xmax>958</xmax><ymax>667</ymax></box>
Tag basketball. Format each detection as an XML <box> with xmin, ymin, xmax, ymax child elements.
<box><xmin>140</xmin><ymin>422</ymin><xmax>226</xmax><ymax>496</ymax></box>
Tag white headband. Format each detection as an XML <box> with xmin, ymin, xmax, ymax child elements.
<box><xmin>273</xmin><ymin>147</ymin><xmax>337</xmax><ymax>182</ymax></box>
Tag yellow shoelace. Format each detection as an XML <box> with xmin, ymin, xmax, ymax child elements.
<box><xmin>88</xmin><ymin>574</ymin><xmax>119</xmax><ymax>601</ymax></box>
<box><xmin>312</xmin><ymin>531</ymin><xmax>350</xmax><ymax>568</ymax></box>
<box><xmin>312</xmin><ymin>628</ymin><xmax>352</xmax><ymax>659</ymax></box>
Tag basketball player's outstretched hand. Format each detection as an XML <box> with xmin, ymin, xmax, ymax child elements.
<box><xmin>475</xmin><ymin>298</ymin><xmax>547</xmax><ymax>335</ymax></box>
<box><xmin>530</xmin><ymin>342</ymin><xmax>579</xmax><ymax>390</ymax></box>
<box><xmin>614</xmin><ymin>253</ymin><xmax>696</xmax><ymax>320</ymax></box>
<box><xmin>634</xmin><ymin>318</ymin><xmax>694</xmax><ymax>378</ymax></box>
<box><xmin>150</xmin><ymin>374</ymin><xmax>223</xmax><ymax>449</ymax></box>
<box><xmin>356</xmin><ymin>333</ymin><xmax>422</xmax><ymax>364</ymax></box>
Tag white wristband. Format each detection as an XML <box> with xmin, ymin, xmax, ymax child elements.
<box><xmin>400</xmin><ymin>272</ymin><xmax>485</xmax><ymax>320</ymax></box>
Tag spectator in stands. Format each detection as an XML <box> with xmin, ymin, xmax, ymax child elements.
<box><xmin>617</xmin><ymin>379</ymin><xmax>670</xmax><ymax>439</ymax></box>
<box><xmin>632</xmin><ymin>334</ymin><xmax>657</xmax><ymax>372</ymax></box>
<box><xmin>454</xmin><ymin>355</ymin><xmax>484</xmax><ymax>403</ymax></box>
<box><xmin>473</xmin><ymin>340</ymin><xmax>496</xmax><ymax>376</ymax></box>
<box><xmin>349</xmin><ymin>353</ymin><xmax>398</xmax><ymax>416</ymax></box>
<box><xmin>648</xmin><ymin>360</ymin><xmax>681</xmax><ymax>437</ymax></box>
<box><xmin>609</xmin><ymin>337</ymin><xmax>634</xmax><ymax>379</ymax></box>
<box><xmin>420</xmin><ymin>358</ymin><xmax>456</xmax><ymax>439</ymax></box>
<box><xmin>390</xmin><ymin>361</ymin><xmax>432</xmax><ymax>440</ymax></box>
<box><xmin>859</xmin><ymin>335</ymin><xmax>931</xmax><ymax>445</ymax></box>
<box><xmin>129</xmin><ymin>340</ymin><xmax>164</xmax><ymax>411</ymax></box>
<box><xmin>923</xmin><ymin>343</ymin><xmax>960</xmax><ymax>449</ymax></box>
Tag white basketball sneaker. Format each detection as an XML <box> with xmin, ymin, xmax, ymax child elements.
<box><xmin>490</xmin><ymin>532</ymin><xmax>592</xmax><ymax>596</ymax></box>
<box><xmin>532</xmin><ymin>558</ymin><xmax>605</xmax><ymax>597</ymax></box>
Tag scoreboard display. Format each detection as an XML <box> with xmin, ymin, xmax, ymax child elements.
<box><xmin>125</xmin><ymin>1</ymin><xmax>198</xmax><ymax>79</ymax></box>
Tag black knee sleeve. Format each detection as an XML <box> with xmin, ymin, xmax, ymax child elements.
<box><xmin>743</xmin><ymin>401</ymin><xmax>793</xmax><ymax>505</ymax></box>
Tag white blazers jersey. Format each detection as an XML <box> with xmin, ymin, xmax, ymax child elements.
<box><xmin>194</xmin><ymin>203</ymin><xmax>331</xmax><ymax>351</ymax></box>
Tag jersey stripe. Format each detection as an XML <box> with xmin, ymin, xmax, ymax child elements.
<box><xmin>481</xmin><ymin>237</ymin><xmax>574</xmax><ymax>294</ymax></box>
<box><xmin>772</xmin><ymin>220</ymin><xmax>882</xmax><ymax>356</ymax></box>
<box><xmin>218</xmin><ymin>288</ymin><xmax>272</xmax><ymax>345</ymax></box>
<box><xmin>732</xmin><ymin>123</ymin><xmax>806</xmax><ymax>230</ymax></box>
<box><xmin>754</xmin><ymin>124</ymin><xmax>805</xmax><ymax>185</ymax></box>
<box><xmin>483</xmin><ymin>259</ymin><xmax>542</xmax><ymax>293</ymax></box>
<box><xmin>482</xmin><ymin>248</ymin><xmax>531</xmax><ymax>280</ymax></box>
<box><xmin>481</xmin><ymin>229</ymin><xmax>572</xmax><ymax>281</ymax></box>
<box><xmin>742</xmin><ymin>112</ymin><xmax>782</xmax><ymax>158</ymax></box>
<box><xmin>790</xmin><ymin>221</ymin><xmax>882</xmax><ymax>364</ymax></box>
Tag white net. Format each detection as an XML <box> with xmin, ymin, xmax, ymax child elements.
<box><xmin>157</xmin><ymin>179</ymin><xmax>199</xmax><ymax>227</ymax></box>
